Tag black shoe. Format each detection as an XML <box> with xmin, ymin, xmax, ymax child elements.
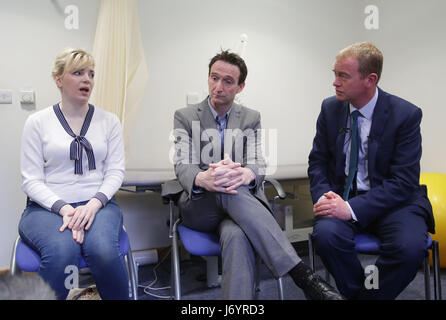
<box><xmin>302</xmin><ymin>274</ymin><xmax>345</xmax><ymax>300</ymax></box>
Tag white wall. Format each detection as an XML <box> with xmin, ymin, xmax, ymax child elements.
<box><xmin>357</xmin><ymin>0</ymin><xmax>446</xmax><ymax>172</ymax></box>
<box><xmin>128</xmin><ymin>0</ymin><xmax>446</xmax><ymax>172</ymax></box>
<box><xmin>127</xmin><ymin>0</ymin><xmax>362</xmax><ymax>170</ymax></box>
<box><xmin>1</xmin><ymin>0</ymin><xmax>445</xmax><ymax>268</ymax></box>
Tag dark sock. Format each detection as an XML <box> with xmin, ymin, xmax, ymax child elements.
<box><xmin>288</xmin><ymin>261</ymin><xmax>314</xmax><ymax>288</ymax></box>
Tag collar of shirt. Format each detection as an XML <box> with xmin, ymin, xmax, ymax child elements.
<box><xmin>207</xmin><ymin>97</ymin><xmax>232</xmax><ymax>123</ymax></box>
<box><xmin>344</xmin><ymin>87</ymin><xmax>378</xmax><ymax>196</ymax></box>
<box><xmin>349</xmin><ymin>87</ymin><xmax>378</xmax><ymax>119</ymax></box>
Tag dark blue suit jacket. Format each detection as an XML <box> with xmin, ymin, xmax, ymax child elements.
<box><xmin>308</xmin><ymin>87</ymin><xmax>434</xmax><ymax>233</ymax></box>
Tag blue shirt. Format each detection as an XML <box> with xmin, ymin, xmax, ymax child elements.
<box><xmin>198</xmin><ymin>98</ymin><xmax>256</xmax><ymax>190</ymax></box>
<box><xmin>344</xmin><ymin>87</ymin><xmax>378</xmax><ymax>192</ymax></box>
<box><xmin>344</xmin><ymin>88</ymin><xmax>378</xmax><ymax>221</ymax></box>
<box><xmin>208</xmin><ymin>98</ymin><xmax>231</xmax><ymax>146</ymax></box>
<box><xmin>191</xmin><ymin>99</ymin><xmax>232</xmax><ymax>195</ymax></box>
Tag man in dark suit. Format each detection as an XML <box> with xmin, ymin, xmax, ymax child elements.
<box><xmin>173</xmin><ymin>50</ymin><xmax>343</xmax><ymax>300</ymax></box>
<box><xmin>308</xmin><ymin>42</ymin><xmax>434</xmax><ymax>299</ymax></box>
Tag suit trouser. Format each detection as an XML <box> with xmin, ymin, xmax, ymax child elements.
<box><xmin>312</xmin><ymin>204</ymin><xmax>428</xmax><ymax>299</ymax></box>
<box><xmin>179</xmin><ymin>186</ymin><xmax>300</xmax><ymax>299</ymax></box>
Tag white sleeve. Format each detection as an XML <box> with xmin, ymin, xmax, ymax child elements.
<box><xmin>96</xmin><ymin>114</ymin><xmax>125</xmax><ymax>201</ymax></box>
<box><xmin>21</xmin><ymin>115</ymin><xmax>64</xmax><ymax>212</ymax></box>
<box><xmin>346</xmin><ymin>201</ymin><xmax>358</xmax><ymax>221</ymax></box>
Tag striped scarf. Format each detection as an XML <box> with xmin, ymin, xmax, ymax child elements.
<box><xmin>53</xmin><ymin>104</ymin><xmax>96</xmax><ymax>175</ymax></box>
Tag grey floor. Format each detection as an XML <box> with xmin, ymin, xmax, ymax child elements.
<box><xmin>135</xmin><ymin>243</ymin><xmax>445</xmax><ymax>301</ymax></box>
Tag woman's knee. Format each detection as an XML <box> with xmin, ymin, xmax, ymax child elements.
<box><xmin>86</xmin><ymin>243</ymin><xmax>121</xmax><ymax>265</ymax></box>
<box><xmin>87</xmin><ymin>202</ymin><xmax>123</xmax><ymax>239</ymax></box>
<box><xmin>41</xmin><ymin>234</ymin><xmax>81</xmax><ymax>267</ymax></box>
<box><xmin>95</xmin><ymin>200</ymin><xmax>123</xmax><ymax>225</ymax></box>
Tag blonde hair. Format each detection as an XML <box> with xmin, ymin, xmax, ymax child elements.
<box><xmin>52</xmin><ymin>48</ymin><xmax>95</xmax><ymax>80</ymax></box>
<box><xmin>336</xmin><ymin>42</ymin><xmax>383</xmax><ymax>83</ymax></box>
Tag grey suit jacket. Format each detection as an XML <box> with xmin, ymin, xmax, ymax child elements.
<box><xmin>173</xmin><ymin>98</ymin><xmax>269</xmax><ymax>207</ymax></box>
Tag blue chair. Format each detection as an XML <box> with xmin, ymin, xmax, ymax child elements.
<box><xmin>308</xmin><ymin>232</ymin><xmax>442</xmax><ymax>300</ymax></box>
<box><xmin>162</xmin><ymin>178</ymin><xmax>287</xmax><ymax>300</ymax></box>
<box><xmin>10</xmin><ymin>228</ymin><xmax>138</xmax><ymax>300</ymax></box>
<box><xmin>175</xmin><ymin>225</ymin><xmax>221</xmax><ymax>290</ymax></box>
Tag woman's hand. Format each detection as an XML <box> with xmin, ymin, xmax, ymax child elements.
<box><xmin>59</xmin><ymin>204</ymin><xmax>75</xmax><ymax>232</ymax></box>
<box><xmin>72</xmin><ymin>228</ymin><xmax>85</xmax><ymax>244</ymax></box>
<box><xmin>68</xmin><ymin>198</ymin><xmax>103</xmax><ymax>231</ymax></box>
<box><xmin>58</xmin><ymin>204</ymin><xmax>87</xmax><ymax>243</ymax></box>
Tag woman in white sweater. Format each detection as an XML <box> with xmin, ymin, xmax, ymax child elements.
<box><xmin>18</xmin><ymin>48</ymin><xmax>129</xmax><ymax>300</ymax></box>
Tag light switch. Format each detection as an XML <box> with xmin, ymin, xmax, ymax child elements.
<box><xmin>20</xmin><ymin>89</ymin><xmax>35</xmax><ymax>104</ymax></box>
<box><xmin>0</xmin><ymin>89</ymin><xmax>13</xmax><ymax>104</ymax></box>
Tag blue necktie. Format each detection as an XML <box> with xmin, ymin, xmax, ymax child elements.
<box><xmin>215</xmin><ymin>115</ymin><xmax>227</xmax><ymax>159</ymax></box>
<box><xmin>343</xmin><ymin>110</ymin><xmax>360</xmax><ymax>200</ymax></box>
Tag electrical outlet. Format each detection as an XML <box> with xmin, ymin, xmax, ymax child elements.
<box><xmin>0</xmin><ymin>89</ymin><xmax>13</xmax><ymax>104</ymax></box>
<box><xmin>20</xmin><ymin>89</ymin><xmax>35</xmax><ymax>104</ymax></box>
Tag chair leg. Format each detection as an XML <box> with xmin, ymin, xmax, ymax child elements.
<box><xmin>424</xmin><ymin>254</ymin><xmax>431</xmax><ymax>300</ymax></box>
<box><xmin>277</xmin><ymin>277</ymin><xmax>284</xmax><ymax>300</ymax></box>
<box><xmin>171</xmin><ymin>220</ymin><xmax>181</xmax><ymax>300</ymax></box>
<box><xmin>10</xmin><ymin>237</ymin><xmax>20</xmax><ymax>276</ymax></box>
<box><xmin>432</xmin><ymin>241</ymin><xmax>442</xmax><ymax>300</ymax></box>
<box><xmin>254</xmin><ymin>255</ymin><xmax>285</xmax><ymax>300</ymax></box>
<box><xmin>308</xmin><ymin>233</ymin><xmax>331</xmax><ymax>283</ymax></box>
<box><xmin>125</xmin><ymin>249</ymin><xmax>138</xmax><ymax>300</ymax></box>
<box><xmin>308</xmin><ymin>233</ymin><xmax>315</xmax><ymax>272</ymax></box>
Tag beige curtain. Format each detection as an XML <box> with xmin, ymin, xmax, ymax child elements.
<box><xmin>90</xmin><ymin>0</ymin><xmax>148</xmax><ymax>148</ymax></box>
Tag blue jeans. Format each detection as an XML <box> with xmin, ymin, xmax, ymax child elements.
<box><xmin>18</xmin><ymin>199</ymin><xmax>129</xmax><ymax>300</ymax></box>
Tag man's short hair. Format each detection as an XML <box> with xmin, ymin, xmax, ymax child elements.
<box><xmin>209</xmin><ymin>50</ymin><xmax>248</xmax><ymax>85</ymax></box>
<box><xmin>337</xmin><ymin>42</ymin><xmax>383</xmax><ymax>83</ymax></box>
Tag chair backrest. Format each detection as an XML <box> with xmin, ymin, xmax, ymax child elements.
<box><xmin>161</xmin><ymin>179</ymin><xmax>184</xmax><ymax>205</ymax></box>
